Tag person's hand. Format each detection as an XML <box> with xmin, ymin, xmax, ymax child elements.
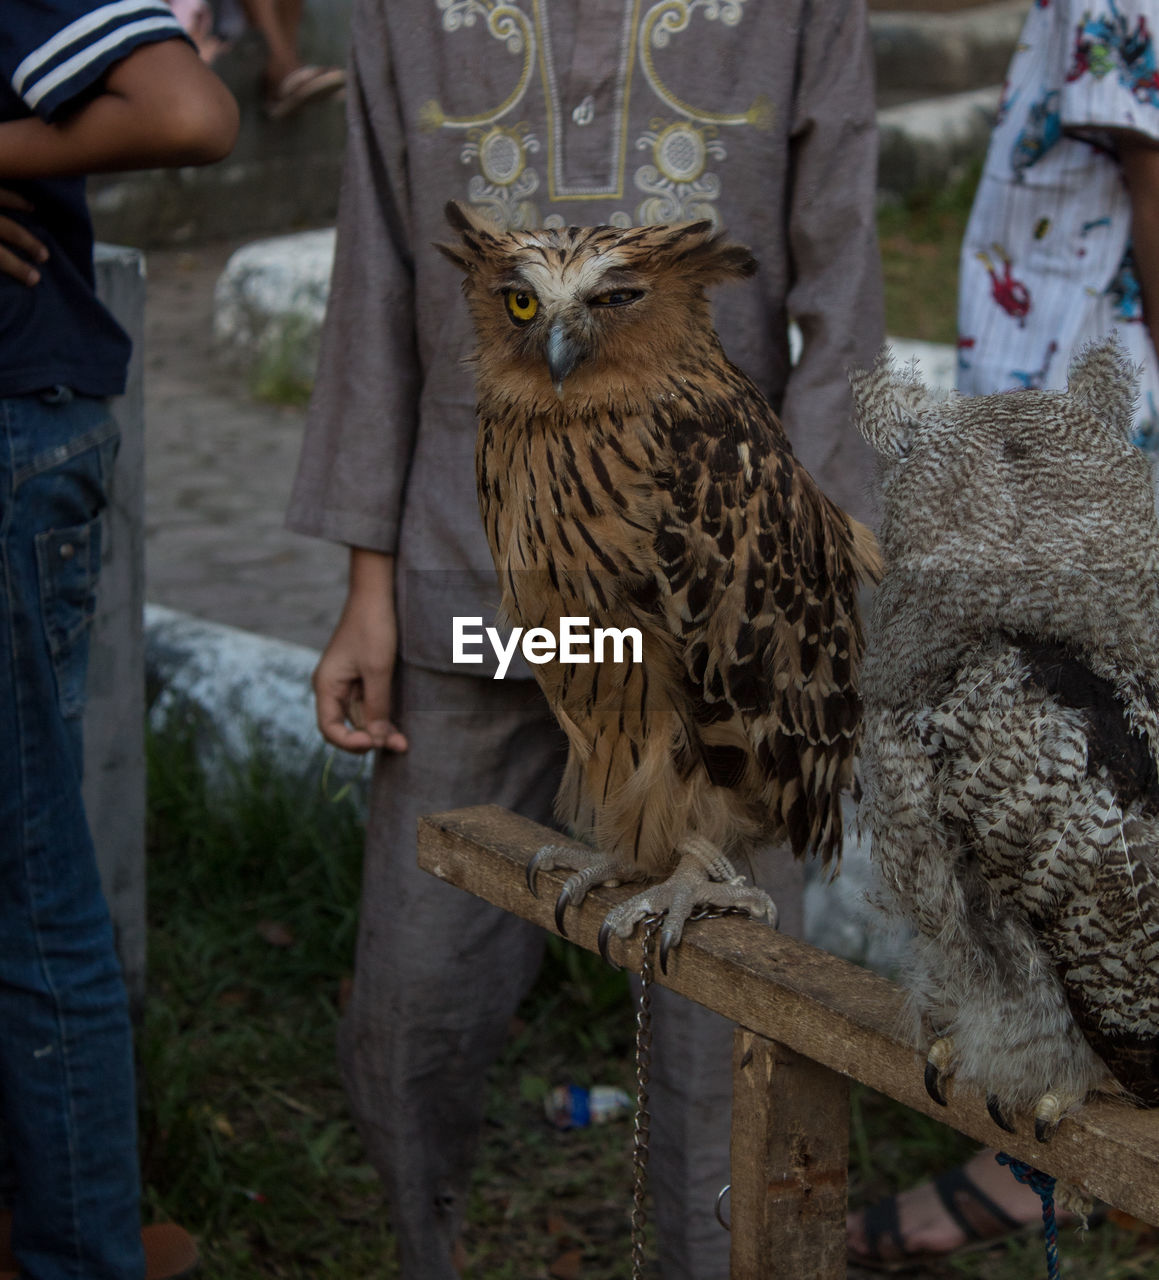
<box><xmin>0</xmin><ymin>188</ymin><xmax>47</xmax><ymax>286</ymax></box>
<box><xmin>313</xmin><ymin>548</ymin><xmax>409</xmax><ymax>754</ymax></box>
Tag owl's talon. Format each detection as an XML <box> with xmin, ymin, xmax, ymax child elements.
<box><xmin>658</xmin><ymin>924</ymin><xmax>682</xmax><ymax>975</ymax></box>
<box><xmin>924</xmin><ymin>1037</ymin><xmax>956</xmax><ymax>1107</ymax></box>
<box><xmin>597</xmin><ymin>920</ymin><xmax>614</xmax><ymax>964</ymax></box>
<box><xmin>554</xmin><ymin>887</ymin><xmax>573</xmax><ymax>937</ymax></box>
<box><xmin>924</xmin><ymin>1060</ymin><xmax>948</xmax><ymax>1107</ymax></box>
<box><xmin>1032</xmin><ymin>1092</ymin><xmax>1072</xmax><ymax>1144</ymax></box>
<box><xmin>987</xmin><ymin>1095</ymin><xmax>1016</xmax><ymax>1133</ymax></box>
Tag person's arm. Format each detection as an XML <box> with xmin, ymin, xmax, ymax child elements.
<box><xmin>779</xmin><ymin>0</ymin><xmax>885</xmax><ymax>524</ymax></box>
<box><xmin>286</xmin><ymin>0</ymin><xmax>422</xmax><ymax>751</ymax></box>
<box><xmin>1119</xmin><ymin>135</ymin><xmax>1159</xmax><ymax>362</ymax></box>
<box><xmin>313</xmin><ymin>548</ymin><xmax>409</xmax><ymax>754</ymax></box>
<box><xmin>0</xmin><ymin>36</ymin><xmax>238</xmax><ymax>179</ymax></box>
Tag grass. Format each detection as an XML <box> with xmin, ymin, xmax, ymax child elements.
<box><xmin>878</xmin><ymin>160</ymin><xmax>981</xmax><ymax>346</ymax></box>
<box><xmin>141</xmin><ymin>715</ymin><xmax>644</xmax><ymax>1278</ymax></box>
<box><xmin>140</xmin><ymin>717</ymin><xmax>1159</xmax><ymax>1278</ymax></box>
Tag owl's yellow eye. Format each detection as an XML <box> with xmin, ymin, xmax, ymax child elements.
<box><xmin>589</xmin><ymin>288</ymin><xmax>643</xmax><ymax>308</ymax></box>
<box><xmin>504</xmin><ymin>289</ymin><xmax>539</xmax><ymax>325</ymax></box>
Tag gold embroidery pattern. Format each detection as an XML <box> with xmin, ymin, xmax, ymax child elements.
<box><xmin>424</xmin><ymin>0</ymin><xmax>773</xmax><ymax>228</ymax></box>
<box><xmin>632</xmin><ymin>118</ymin><xmax>727</xmax><ymax>225</ymax></box>
<box><xmin>638</xmin><ymin>1</ymin><xmax>773</xmax><ymax>129</ymax></box>
<box><xmin>461</xmin><ymin>124</ymin><xmax>543</xmax><ymax>228</ymax></box>
<box><xmin>421</xmin><ymin>1</ymin><xmax>535</xmax><ymax>130</ymax></box>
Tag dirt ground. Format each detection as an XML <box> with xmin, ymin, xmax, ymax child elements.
<box><xmin>141</xmin><ymin>241</ymin><xmax>346</xmax><ymax>653</ymax></box>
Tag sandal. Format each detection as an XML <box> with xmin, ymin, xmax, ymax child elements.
<box><xmin>0</xmin><ymin>1217</ymin><xmax>199</xmax><ymax>1279</ymax></box>
<box><xmin>848</xmin><ymin>1163</ymin><xmax>1026</xmax><ymax>1273</ymax></box>
<box><xmin>264</xmin><ymin>65</ymin><xmax>346</xmax><ymax>120</ymax></box>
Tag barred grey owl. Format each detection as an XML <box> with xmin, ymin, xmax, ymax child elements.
<box><xmin>852</xmin><ymin>339</ymin><xmax>1159</xmax><ymax>1140</ymax></box>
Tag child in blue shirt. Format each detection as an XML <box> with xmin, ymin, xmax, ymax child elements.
<box><xmin>0</xmin><ymin>8</ymin><xmax>237</xmax><ymax>1277</ymax></box>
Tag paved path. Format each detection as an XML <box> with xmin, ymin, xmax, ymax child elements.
<box><xmin>143</xmin><ymin>242</ymin><xmax>346</xmax><ymax>653</ymax></box>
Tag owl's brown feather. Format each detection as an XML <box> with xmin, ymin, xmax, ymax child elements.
<box><xmin>443</xmin><ymin>207</ymin><xmax>879</xmax><ymax>887</ymax></box>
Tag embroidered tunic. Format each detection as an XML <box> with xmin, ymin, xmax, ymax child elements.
<box><xmin>958</xmin><ymin>0</ymin><xmax>1159</xmax><ymax>445</ymax></box>
<box><xmin>287</xmin><ymin>0</ymin><xmax>884</xmax><ymax>671</ymax></box>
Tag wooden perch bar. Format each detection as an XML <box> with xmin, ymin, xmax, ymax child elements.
<box><xmin>417</xmin><ymin>804</ymin><xmax>1159</xmax><ymax>1239</ymax></box>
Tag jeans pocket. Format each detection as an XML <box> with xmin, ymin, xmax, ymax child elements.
<box><xmin>35</xmin><ymin>513</ymin><xmax>104</xmax><ymax>720</ymax></box>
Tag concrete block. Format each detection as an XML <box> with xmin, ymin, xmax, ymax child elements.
<box><xmin>145</xmin><ymin>604</ymin><xmax>367</xmax><ymax>798</ymax></box>
<box><xmin>212</xmin><ymin>229</ymin><xmax>336</xmax><ymax>388</ymax></box>
<box><xmin>871</xmin><ymin>0</ymin><xmax>1027</xmax><ymax>101</ymax></box>
<box><xmin>89</xmin><ymin>246</ymin><xmax>147</xmax><ymax>1008</ymax></box>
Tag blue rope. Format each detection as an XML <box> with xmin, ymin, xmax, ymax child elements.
<box><xmin>996</xmin><ymin>1151</ymin><xmax>1060</xmax><ymax>1280</ymax></box>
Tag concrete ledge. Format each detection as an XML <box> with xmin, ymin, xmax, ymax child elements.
<box><xmin>878</xmin><ymin>85</ymin><xmax>999</xmax><ymax>198</ymax></box>
<box><xmin>145</xmin><ymin>603</ymin><xmax>367</xmax><ymax>795</ymax></box>
<box><xmin>212</xmin><ymin>229</ymin><xmax>336</xmax><ymax>384</ymax></box>
<box><xmin>870</xmin><ymin>0</ymin><xmax>1026</xmax><ymax>101</ymax></box>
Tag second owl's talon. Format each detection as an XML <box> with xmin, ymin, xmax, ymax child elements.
<box><xmin>924</xmin><ymin>1037</ymin><xmax>955</xmax><ymax>1107</ymax></box>
<box><xmin>1032</xmin><ymin>1091</ymin><xmax>1071</xmax><ymax>1144</ymax></box>
<box><xmin>987</xmin><ymin>1094</ymin><xmax>1017</xmax><ymax>1133</ymax></box>
<box><xmin>1034</xmin><ymin>1116</ymin><xmax>1057</xmax><ymax>1144</ymax></box>
<box><xmin>924</xmin><ymin>1061</ymin><xmax>948</xmax><ymax>1107</ymax></box>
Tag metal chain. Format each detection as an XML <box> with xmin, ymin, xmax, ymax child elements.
<box><xmin>629</xmin><ymin>906</ymin><xmax>739</xmax><ymax>1278</ymax></box>
<box><xmin>630</xmin><ymin>914</ymin><xmax>663</xmax><ymax>1279</ymax></box>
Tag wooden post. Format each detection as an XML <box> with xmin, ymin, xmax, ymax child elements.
<box><xmin>87</xmin><ymin>245</ymin><xmax>147</xmax><ymax>1010</ymax></box>
<box><xmin>729</xmin><ymin>1030</ymin><xmax>849</xmax><ymax>1279</ymax></box>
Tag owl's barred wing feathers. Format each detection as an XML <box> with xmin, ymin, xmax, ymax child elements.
<box><xmin>650</xmin><ymin>361</ymin><xmax>880</xmax><ymax>863</ymax></box>
<box><xmin>914</xmin><ymin>640</ymin><xmax>1159</xmax><ymax>1104</ymax></box>
<box><xmin>856</xmin><ymin>340</ymin><xmax>1159</xmax><ymax>1122</ymax></box>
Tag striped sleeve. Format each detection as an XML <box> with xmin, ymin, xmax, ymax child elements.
<box><xmin>4</xmin><ymin>0</ymin><xmax>188</xmax><ymax>121</ymax></box>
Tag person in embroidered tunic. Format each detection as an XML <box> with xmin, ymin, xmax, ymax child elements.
<box><xmin>286</xmin><ymin>2</ymin><xmax>883</xmax><ymax>1276</ymax></box>
<box><xmin>958</xmin><ymin>0</ymin><xmax>1159</xmax><ymax>447</ymax></box>
<box><xmin>0</xmin><ymin>8</ymin><xmax>237</xmax><ymax>1277</ymax></box>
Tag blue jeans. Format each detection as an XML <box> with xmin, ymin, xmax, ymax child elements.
<box><xmin>0</xmin><ymin>391</ymin><xmax>144</xmax><ymax>1280</ymax></box>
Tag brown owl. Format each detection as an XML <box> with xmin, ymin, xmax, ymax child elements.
<box><xmin>438</xmin><ymin>203</ymin><xmax>880</xmax><ymax>966</ymax></box>
<box><xmin>853</xmin><ymin>339</ymin><xmax>1159</xmax><ymax>1139</ymax></box>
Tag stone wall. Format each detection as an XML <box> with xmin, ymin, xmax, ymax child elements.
<box><xmin>90</xmin><ymin>0</ymin><xmax>352</xmax><ymax>248</ymax></box>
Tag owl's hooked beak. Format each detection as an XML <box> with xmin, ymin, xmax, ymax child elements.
<box><xmin>545</xmin><ymin>319</ymin><xmax>586</xmax><ymax>396</ymax></box>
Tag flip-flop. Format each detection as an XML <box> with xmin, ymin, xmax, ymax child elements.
<box><xmin>0</xmin><ymin>1217</ymin><xmax>199</xmax><ymax>1279</ymax></box>
<box><xmin>264</xmin><ymin>65</ymin><xmax>346</xmax><ymax>120</ymax></box>
<box><xmin>847</xmin><ymin>1163</ymin><xmax>1030</xmax><ymax>1273</ymax></box>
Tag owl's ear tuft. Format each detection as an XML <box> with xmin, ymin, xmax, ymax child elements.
<box><xmin>1066</xmin><ymin>337</ymin><xmax>1139</xmax><ymax>441</ymax></box>
<box><xmin>656</xmin><ymin>220</ymin><xmax>758</xmax><ymax>286</ymax></box>
<box><xmin>849</xmin><ymin>348</ymin><xmax>932</xmax><ymax>459</ymax></box>
<box><xmin>435</xmin><ymin>200</ymin><xmax>504</xmax><ymax>274</ymax></box>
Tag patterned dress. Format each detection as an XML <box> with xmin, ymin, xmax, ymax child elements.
<box><xmin>958</xmin><ymin>0</ymin><xmax>1159</xmax><ymax>449</ymax></box>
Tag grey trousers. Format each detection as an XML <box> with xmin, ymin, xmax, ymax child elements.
<box><xmin>337</xmin><ymin>663</ymin><xmax>804</xmax><ymax>1280</ymax></box>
